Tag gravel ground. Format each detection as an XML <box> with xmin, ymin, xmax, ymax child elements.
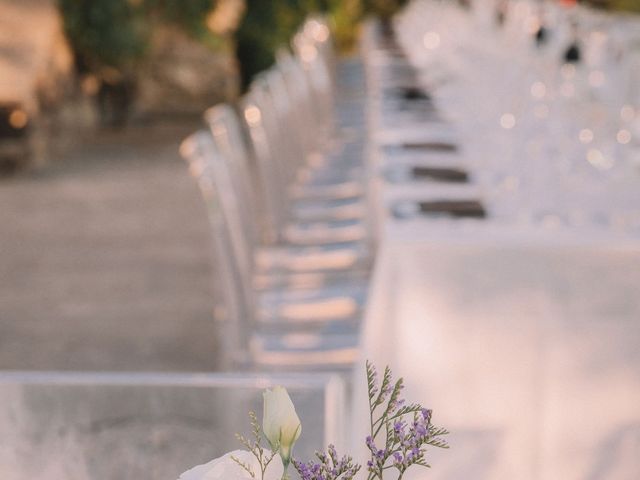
<box><xmin>0</xmin><ymin>119</ymin><xmax>222</xmax><ymax>371</ymax></box>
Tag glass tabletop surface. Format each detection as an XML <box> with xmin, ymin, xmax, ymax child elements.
<box><xmin>0</xmin><ymin>372</ymin><xmax>346</xmax><ymax>479</ymax></box>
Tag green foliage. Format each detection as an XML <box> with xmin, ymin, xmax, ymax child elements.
<box><xmin>236</xmin><ymin>0</ymin><xmax>327</xmax><ymax>88</ymax></box>
<box><xmin>58</xmin><ymin>0</ymin><xmax>219</xmax><ymax>73</ymax></box>
<box><xmin>608</xmin><ymin>0</ymin><xmax>640</xmax><ymax>12</ymax></box>
<box><xmin>143</xmin><ymin>0</ymin><xmax>219</xmax><ymax>42</ymax></box>
<box><xmin>583</xmin><ymin>0</ymin><xmax>640</xmax><ymax>12</ymax></box>
<box><xmin>59</xmin><ymin>0</ymin><xmax>148</xmax><ymax>71</ymax></box>
<box><xmin>326</xmin><ymin>0</ymin><xmax>363</xmax><ymax>52</ymax></box>
<box><xmin>60</xmin><ymin>0</ymin><xmax>413</xmax><ymax>87</ymax></box>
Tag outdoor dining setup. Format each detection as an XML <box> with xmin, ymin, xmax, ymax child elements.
<box><xmin>179</xmin><ymin>1</ymin><xmax>640</xmax><ymax>476</ymax></box>
<box><xmin>1</xmin><ymin>0</ymin><xmax>639</xmax><ymax>478</ymax></box>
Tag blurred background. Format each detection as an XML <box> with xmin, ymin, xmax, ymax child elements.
<box><xmin>0</xmin><ymin>0</ymin><xmax>637</xmax><ymax>371</ymax></box>
<box><xmin>0</xmin><ymin>0</ymin><xmax>417</xmax><ymax>372</ymax></box>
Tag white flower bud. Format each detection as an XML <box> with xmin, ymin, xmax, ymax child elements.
<box><xmin>262</xmin><ymin>386</ymin><xmax>302</xmax><ymax>465</ymax></box>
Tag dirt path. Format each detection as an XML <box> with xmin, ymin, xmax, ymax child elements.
<box><xmin>0</xmin><ymin>119</ymin><xmax>221</xmax><ymax>371</ymax></box>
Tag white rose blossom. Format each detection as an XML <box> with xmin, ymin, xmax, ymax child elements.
<box><xmin>177</xmin><ymin>449</ymin><xmax>283</xmax><ymax>480</ymax></box>
<box><xmin>263</xmin><ymin>386</ymin><xmax>302</xmax><ymax>466</ymax></box>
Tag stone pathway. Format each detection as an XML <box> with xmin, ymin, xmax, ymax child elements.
<box><xmin>0</xmin><ymin>119</ymin><xmax>222</xmax><ymax>371</ymax></box>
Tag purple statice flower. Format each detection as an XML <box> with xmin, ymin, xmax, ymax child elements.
<box><xmin>393</xmin><ymin>420</ymin><xmax>405</xmax><ymax>434</ymax></box>
<box><xmin>365</xmin><ymin>363</ymin><xmax>448</xmax><ymax>479</ymax></box>
<box><xmin>365</xmin><ymin>435</ymin><xmax>387</xmax><ymax>462</ymax></box>
<box><xmin>365</xmin><ymin>435</ymin><xmax>376</xmax><ymax>452</ymax></box>
<box><xmin>293</xmin><ymin>445</ymin><xmax>360</xmax><ymax>480</ymax></box>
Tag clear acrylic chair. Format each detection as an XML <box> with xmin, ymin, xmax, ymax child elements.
<box><xmin>204</xmin><ymin>104</ymin><xmax>371</xmax><ymax>285</ymax></box>
<box><xmin>293</xmin><ymin>17</ymin><xmax>369</xmax><ymax>144</ymax></box>
<box><xmin>292</xmin><ymin>30</ymin><xmax>335</xmax><ymax>137</ymax></box>
<box><xmin>241</xmin><ymin>81</ymin><xmax>370</xmax><ymax>248</ymax></box>
<box><xmin>0</xmin><ymin>371</ymin><xmax>346</xmax><ymax>478</ymax></box>
<box><xmin>263</xmin><ymin>62</ymin><xmax>365</xmax><ymax>187</ymax></box>
<box><xmin>287</xmin><ymin>19</ymin><xmax>373</xmax><ymax>220</ymax></box>
<box><xmin>180</xmin><ymin>131</ymin><xmax>253</xmax><ymax>368</ymax></box>
<box><xmin>180</xmin><ymin>131</ymin><xmax>363</xmax><ymax>370</ymax></box>
<box><xmin>268</xmin><ymin>59</ymin><xmax>371</xmax><ymax>248</ymax></box>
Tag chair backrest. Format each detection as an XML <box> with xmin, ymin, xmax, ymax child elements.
<box><xmin>292</xmin><ymin>29</ymin><xmax>335</xmax><ymax>132</ymax></box>
<box><xmin>241</xmin><ymin>85</ymin><xmax>292</xmax><ymax>241</ymax></box>
<box><xmin>180</xmin><ymin>131</ymin><xmax>253</xmax><ymax>365</ymax></box>
<box><xmin>302</xmin><ymin>16</ymin><xmax>337</xmax><ymax>82</ymax></box>
<box><xmin>262</xmin><ymin>67</ymin><xmax>308</xmax><ymax>175</ymax></box>
<box><xmin>276</xmin><ymin>50</ymin><xmax>325</xmax><ymax>154</ymax></box>
<box><xmin>205</xmin><ymin>104</ymin><xmax>262</xmax><ymax>247</ymax></box>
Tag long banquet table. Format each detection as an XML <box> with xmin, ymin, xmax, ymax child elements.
<box><xmin>351</xmin><ymin>1</ymin><xmax>640</xmax><ymax>478</ymax></box>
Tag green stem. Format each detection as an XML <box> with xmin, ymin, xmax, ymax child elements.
<box><xmin>368</xmin><ymin>380</ymin><xmax>376</xmax><ymax>480</ymax></box>
<box><xmin>281</xmin><ymin>457</ymin><xmax>290</xmax><ymax>480</ymax></box>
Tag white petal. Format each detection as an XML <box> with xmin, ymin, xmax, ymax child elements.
<box><xmin>177</xmin><ymin>450</ymin><xmax>283</xmax><ymax>480</ymax></box>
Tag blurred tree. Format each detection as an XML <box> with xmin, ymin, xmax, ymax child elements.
<box><xmin>236</xmin><ymin>0</ymin><xmax>327</xmax><ymax>89</ymax></box>
<box><xmin>60</xmin><ymin>0</ymin><xmax>414</xmax><ymax>106</ymax></box>
<box><xmin>58</xmin><ymin>0</ymin><xmax>227</xmax><ymax>125</ymax></box>
<box><xmin>59</xmin><ymin>0</ymin><xmax>148</xmax><ymax>126</ymax></box>
<box><xmin>326</xmin><ymin>0</ymin><xmax>363</xmax><ymax>52</ymax></box>
<box><xmin>142</xmin><ymin>0</ymin><xmax>223</xmax><ymax>49</ymax></box>
<box><xmin>236</xmin><ymin>0</ymin><xmax>409</xmax><ymax>88</ymax></box>
<box><xmin>582</xmin><ymin>0</ymin><xmax>640</xmax><ymax>11</ymax></box>
<box><xmin>607</xmin><ymin>0</ymin><xmax>640</xmax><ymax>12</ymax></box>
<box><xmin>59</xmin><ymin>0</ymin><xmax>147</xmax><ymax>73</ymax></box>
<box><xmin>59</xmin><ymin>0</ymin><xmax>227</xmax><ymax>73</ymax></box>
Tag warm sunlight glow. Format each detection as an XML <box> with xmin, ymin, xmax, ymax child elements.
<box><xmin>243</xmin><ymin>105</ymin><xmax>261</xmax><ymax>125</ymax></box>
<box><xmin>530</xmin><ymin>81</ymin><xmax>546</xmax><ymax>99</ymax></box>
<box><xmin>500</xmin><ymin>113</ymin><xmax>516</xmax><ymax>129</ymax></box>
<box><xmin>587</xmin><ymin>148</ymin><xmax>613</xmax><ymax>170</ymax></box>
<box><xmin>616</xmin><ymin>129</ymin><xmax>631</xmax><ymax>145</ymax></box>
<box><xmin>314</xmin><ymin>24</ymin><xmax>330</xmax><ymax>42</ymax></box>
<box><xmin>423</xmin><ymin>31</ymin><xmax>441</xmax><ymax>50</ymax></box>
<box><xmin>300</xmin><ymin>45</ymin><xmax>318</xmax><ymax>63</ymax></box>
<box><xmin>8</xmin><ymin>109</ymin><xmax>28</xmax><ymax>129</ymax></box>
<box><xmin>579</xmin><ymin>129</ymin><xmax>594</xmax><ymax>144</ymax></box>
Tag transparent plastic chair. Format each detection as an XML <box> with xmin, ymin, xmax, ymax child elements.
<box><xmin>180</xmin><ymin>131</ymin><xmax>365</xmax><ymax>370</ymax></box>
<box><xmin>240</xmin><ymin>87</ymin><xmax>370</xmax><ymax>247</ymax></box>
<box><xmin>205</xmin><ymin>105</ymin><xmax>371</xmax><ymax>281</ymax></box>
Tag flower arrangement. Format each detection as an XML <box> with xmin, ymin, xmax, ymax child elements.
<box><xmin>178</xmin><ymin>362</ymin><xmax>448</xmax><ymax>480</ymax></box>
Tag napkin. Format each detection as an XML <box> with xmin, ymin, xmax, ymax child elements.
<box><xmin>419</xmin><ymin>200</ymin><xmax>486</xmax><ymax>218</ymax></box>
<box><xmin>411</xmin><ymin>166</ymin><xmax>469</xmax><ymax>183</ymax></box>
<box><xmin>393</xmin><ymin>142</ymin><xmax>459</xmax><ymax>153</ymax></box>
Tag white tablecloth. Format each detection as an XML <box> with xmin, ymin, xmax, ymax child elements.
<box><xmin>352</xmin><ymin>3</ymin><xmax>640</xmax><ymax>478</ymax></box>
<box><xmin>353</xmin><ymin>243</ymin><xmax>640</xmax><ymax>479</ymax></box>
